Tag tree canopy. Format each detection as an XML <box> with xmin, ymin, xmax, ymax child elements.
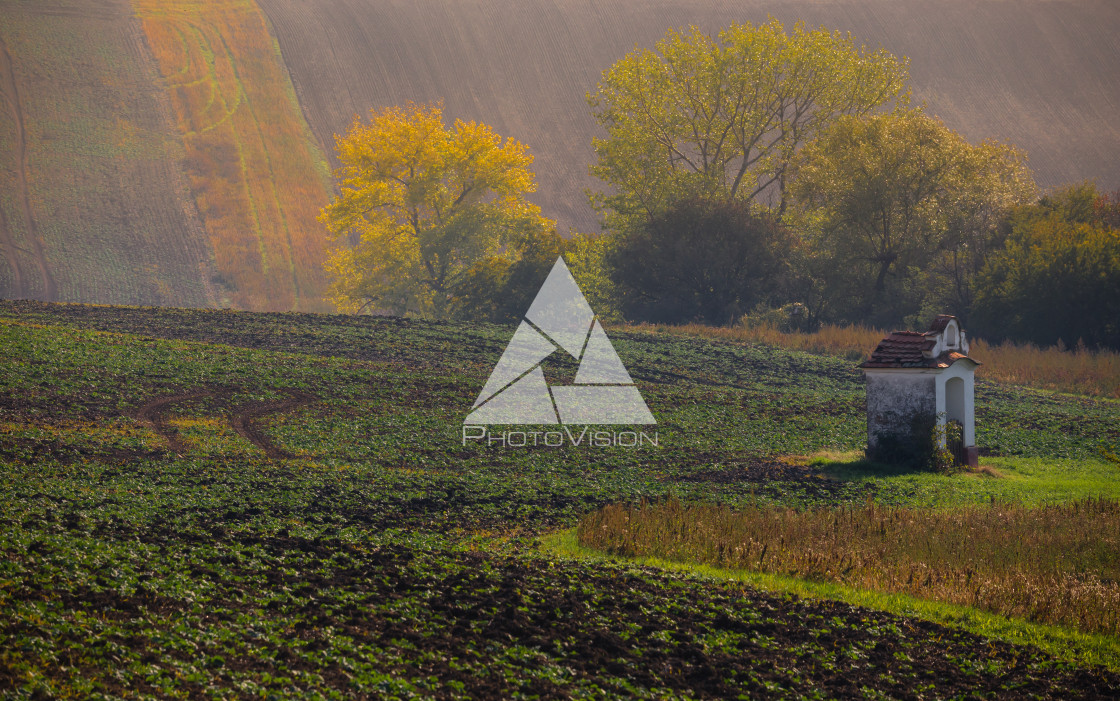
<box><xmin>316</xmin><ymin>30</ymin><xmax>1111</xmax><ymax>354</ymax></box>
<box><xmin>973</xmin><ymin>184</ymin><xmax>1120</xmax><ymax>350</ymax></box>
<box><xmin>789</xmin><ymin>110</ymin><xmax>1035</xmax><ymax>327</ymax></box>
<box><xmin>587</xmin><ymin>19</ymin><xmax>909</xmax><ymax>233</ymax></box>
<box><xmin>449</xmin><ymin>229</ymin><xmax>619</xmax><ymax>324</ymax></box>
<box><xmin>608</xmin><ymin>198</ymin><xmax>789</xmax><ymax>325</ymax></box>
<box><xmin>320</xmin><ymin>103</ymin><xmax>552</xmax><ymax>317</ymax></box>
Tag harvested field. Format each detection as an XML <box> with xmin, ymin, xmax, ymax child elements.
<box><xmin>258</xmin><ymin>0</ymin><xmax>1120</xmax><ymax>234</ymax></box>
<box><xmin>0</xmin><ymin>0</ymin><xmax>216</xmax><ymax>306</ymax></box>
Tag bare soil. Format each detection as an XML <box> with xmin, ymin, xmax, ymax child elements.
<box><xmin>228</xmin><ymin>389</ymin><xmax>317</xmax><ymax>459</ymax></box>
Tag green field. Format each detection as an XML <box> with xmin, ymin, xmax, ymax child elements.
<box><xmin>1</xmin><ymin>301</ymin><xmax>1118</xmax><ymax>697</ymax></box>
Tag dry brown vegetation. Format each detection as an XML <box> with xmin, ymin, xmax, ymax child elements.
<box><xmin>578</xmin><ymin>497</ymin><xmax>1120</xmax><ymax>636</ymax></box>
<box><xmin>644</xmin><ymin>322</ymin><xmax>1120</xmax><ymax>398</ymax></box>
<box><xmin>135</xmin><ymin>0</ymin><xmax>333</xmax><ymax>311</ymax></box>
<box><xmin>257</xmin><ymin>0</ymin><xmax>1120</xmax><ymax>235</ymax></box>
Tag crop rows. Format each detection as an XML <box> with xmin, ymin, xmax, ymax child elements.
<box><xmin>0</xmin><ymin>0</ymin><xmax>214</xmax><ymax>307</ymax></box>
<box><xmin>1</xmin><ymin>301</ymin><xmax>1118</xmax><ymax>697</ymax></box>
<box><xmin>666</xmin><ymin>322</ymin><xmax>1120</xmax><ymax>399</ymax></box>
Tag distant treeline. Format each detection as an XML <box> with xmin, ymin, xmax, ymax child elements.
<box><xmin>321</xmin><ymin>20</ymin><xmax>1120</xmax><ymax>351</ymax></box>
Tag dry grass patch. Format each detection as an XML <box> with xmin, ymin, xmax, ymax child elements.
<box><xmin>578</xmin><ymin>497</ymin><xmax>1120</xmax><ymax>637</ymax></box>
<box><xmin>638</xmin><ymin>322</ymin><xmax>1120</xmax><ymax>398</ymax></box>
<box><xmin>970</xmin><ymin>464</ymin><xmax>1007</xmax><ymax>479</ymax></box>
<box><xmin>780</xmin><ymin>449</ymin><xmax>866</xmax><ymax>467</ymax></box>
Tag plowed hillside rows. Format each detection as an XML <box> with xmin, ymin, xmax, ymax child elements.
<box><xmin>0</xmin><ymin>0</ymin><xmax>216</xmax><ymax>306</ymax></box>
<box><xmin>258</xmin><ymin>0</ymin><xmax>1120</xmax><ymax>234</ymax></box>
<box><xmin>134</xmin><ymin>0</ymin><xmax>334</xmax><ymax>312</ymax></box>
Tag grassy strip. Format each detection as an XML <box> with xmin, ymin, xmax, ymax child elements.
<box><xmin>631</xmin><ymin>321</ymin><xmax>1120</xmax><ymax>399</ymax></box>
<box><xmin>542</xmin><ymin>528</ymin><xmax>1120</xmax><ymax>673</ymax></box>
<box><xmin>809</xmin><ymin>452</ymin><xmax>1120</xmax><ymax>508</ymax></box>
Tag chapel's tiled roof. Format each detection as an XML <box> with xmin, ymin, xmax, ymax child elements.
<box><xmin>859</xmin><ymin>318</ymin><xmax>980</xmax><ymax>369</ymax></box>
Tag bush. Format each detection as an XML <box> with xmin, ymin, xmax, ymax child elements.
<box><xmin>738</xmin><ymin>302</ymin><xmax>810</xmax><ymax>333</ymax></box>
<box><xmin>449</xmin><ymin>229</ymin><xmax>619</xmax><ymax>323</ymax></box>
<box><xmin>865</xmin><ymin>412</ymin><xmax>961</xmax><ymax>472</ymax></box>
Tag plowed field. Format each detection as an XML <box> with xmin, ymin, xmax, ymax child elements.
<box><xmin>258</xmin><ymin>0</ymin><xmax>1120</xmax><ymax>234</ymax></box>
<box><xmin>0</xmin><ymin>0</ymin><xmax>216</xmax><ymax>306</ymax></box>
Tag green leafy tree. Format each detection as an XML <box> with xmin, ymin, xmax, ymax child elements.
<box><xmin>926</xmin><ymin>141</ymin><xmax>1037</xmax><ymax>322</ymax></box>
<box><xmin>320</xmin><ymin>103</ymin><xmax>553</xmax><ymax>317</ymax></box>
<box><xmin>587</xmin><ymin>19</ymin><xmax>909</xmax><ymax>234</ymax></box>
<box><xmin>608</xmin><ymin>198</ymin><xmax>790</xmax><ymax>325</ymax></box>
<box><xmin>789</xmin><ymin>110</ymin><xmax>1034</xmax><ymax>327</ymax></box>
<box><xmin>973</xmin><ymin>185</ymin><xmax>1120</xmax><ymax>349</ymax></box>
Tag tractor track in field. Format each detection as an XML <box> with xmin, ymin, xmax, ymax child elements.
<box><xmin>134</xmin><ymin>388</ymin><xmax>315</xmax><ymax>458</ymax></box>
<box><xmin>228</xmin><ymin>389</ymin><xmax>316</xmax><ymax>459</ymax></box>
<box><xmin>0</xmin><ymin>36</ymin><xmax>55</xmax><ymax>301</ymax></box>
<box><xmin>134</xmin><ymin>389</ymin><xmax>220</xmax><ymax>455</ymax></box>
<box><xmin>0</xmin><ymin>199</ymin><xmax>23</xmax><ymax>298</ymax></box>
<box><xmin>0</xmin><ymin>37</ymin><xmax>26</xmax><ymax>298</ymax></box>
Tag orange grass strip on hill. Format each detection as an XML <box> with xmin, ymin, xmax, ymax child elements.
<box><xmin>635</xmin><ymin>323</ymin><xmax>1120</xmax><ymax>399</ymax></box>
<box><xmin>133</xmin><ymin>0</ymin><xmax>332</xmax><ymax>311</ymax></box>
<box><xmin>578</xmin><ymin>498</ymin><xmax>1120</xmax><ymax>637</ymax></box>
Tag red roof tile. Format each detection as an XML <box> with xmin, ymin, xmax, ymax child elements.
<box><xmin>859</xmin><ymin>331</ymin><xmax>978</xmax><ymax>369</ymax></box>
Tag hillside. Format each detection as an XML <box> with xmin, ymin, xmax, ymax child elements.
<box><xmin>133</xmin><ymin>0</ymin><xmax>334</xmax><ymax>311</ymax></box>
<box><xmin>0</xmin><ymin>0</ymin><xmax>332</xmax><ymax>311</ymax></box>
<box><xmin>260</xmin><ymin>0</ymin><xmax>1120</xmax><ymax>234</ymax></box>
<box><xmin>1</xmin><ymin>300</ymin><xmax>1119</xmax><ymax>695</ymax></box>
<box><xmin>0</xmin><ymin>0</ymin><xmax>216</xmax><ymax>306</ymax></box>
<box><xmin>1</xmin><ymin>0</ymin><xmax>1119</xmax><ymax>309</ymax></box>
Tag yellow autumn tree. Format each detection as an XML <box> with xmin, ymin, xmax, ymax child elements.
<box><xmin>321</xmin><ymin>103</ymin><xmax>553</xmax><ymax>316</ymax></box>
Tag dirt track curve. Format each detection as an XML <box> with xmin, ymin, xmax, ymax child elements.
<box><xmin>134</xmin><ymin>390</ymin><xmax>220</xmax><ymax>455</ymax></box>
<box><xmin>228</xmin><ymin>389</ymin><xmax>316</xmax><ymax>459</ymax></box>
<box><xmin>135</xmin><ymin>388</ymin><xmax>315</xmax><ymax>458</ymax></box>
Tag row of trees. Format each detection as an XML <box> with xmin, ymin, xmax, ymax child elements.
<box><xmin>321</xmin><ymin>20</ymin><xmax>1120</xmax><ymax>350</ymax></box>
<box><xmin>973</xmin><ymin>185</ymin><xmax>1120</xmax><ymax>349</ymax></box>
